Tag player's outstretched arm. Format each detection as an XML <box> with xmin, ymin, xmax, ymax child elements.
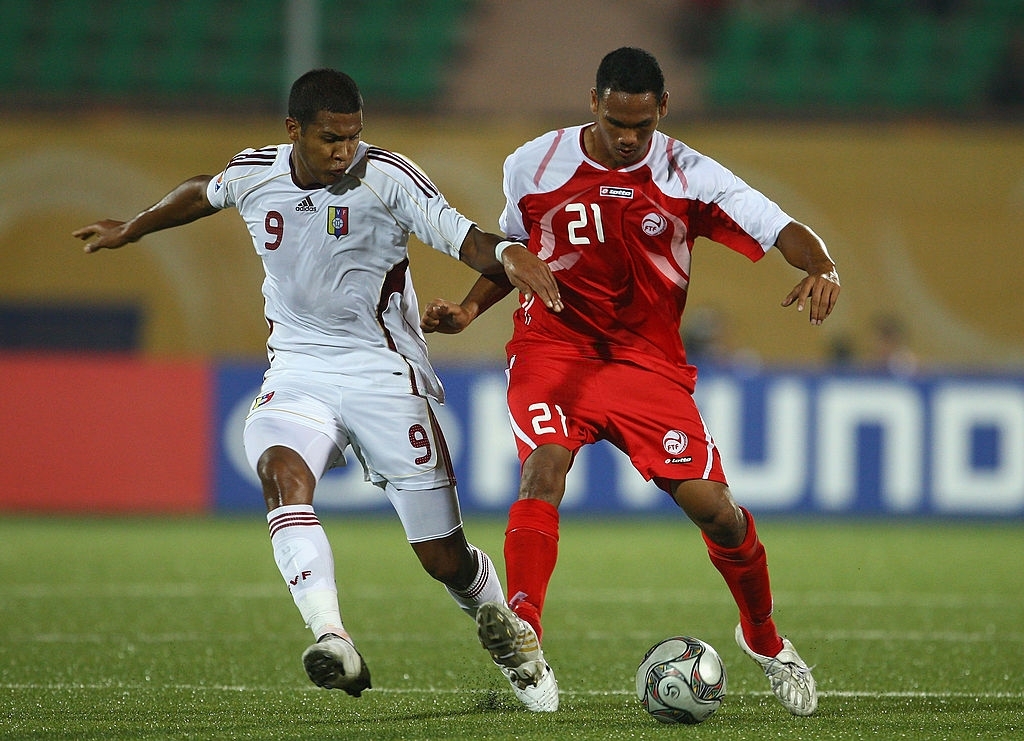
<box><xmin>458</xmin><ymin>227</ymin><xmax>562</xmax><ymax>313</ymax></box>
<box><xmin>73</xmin><ymin>176</ymin><xmax>218</xmax><ymax>253</ymax></box>
<box><xmin>775</xmin><ymin>221</ymin><xmax>841</xmax><ymax>326</ymax></box>
<box><xmin>421</xmin><ymin>273</ymin><xmax>514</xmax><ymax>335</ymax></box>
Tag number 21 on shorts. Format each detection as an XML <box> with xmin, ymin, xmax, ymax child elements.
<box><xmin>529</xmin><ymin>403</ymin><xmax>568</xmax><ymax>437</ymax></box>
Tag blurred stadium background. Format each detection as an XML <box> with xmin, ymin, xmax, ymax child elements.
<box><xmin>1</xmin><ymin>0</ymin><xmax>1022</xmax><ymax>518</ymax></box>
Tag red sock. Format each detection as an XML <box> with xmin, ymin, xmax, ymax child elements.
<box><xmin>703</xmin><ymin>507</ymin><xmax>784</xmax><ymax>657</ymax></box>
<box><xmin>503</xmin><ymin>499</ymin><xmax>559</xmax><ymax>642</ymax></box>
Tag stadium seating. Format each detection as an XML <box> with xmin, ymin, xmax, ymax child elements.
<box><xmin>707</xmin><ymin>7</ymin><xmax>1015</xmax><ymax>115</ymax></box>
<box><xmin>0</xmin><ymin>1</ymin><xmax>1016</xmax><ymax>115</ymax></box>
<box><xmin>0</xmin><ymin>0</ymin><xmax>477</xmax><ymax>109</ymax></box>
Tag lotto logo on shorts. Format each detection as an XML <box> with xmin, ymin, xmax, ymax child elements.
<box><xmin>327</xmin><ymin>206</ymin><xmax>349</xmax><ymax>238</ymax></box>
<box><xmin>251</xmin><ymin>391</ymin><xmax>275</xmax><ymax>410</ymax></box>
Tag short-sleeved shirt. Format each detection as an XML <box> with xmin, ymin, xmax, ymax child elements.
<box><xmin>499</xmin><ymin>124</ymin><xmax>791</xmax><ymax>384</ymax></box>
<box><xmin>208</xmin><ymin>141</ymin><xmax>474</xmax><ymax>401</ymax></box>
<box><xmin>498</xmin><ymin>125</ymin><xmax>792</xmax><ymax>484</ymax></box>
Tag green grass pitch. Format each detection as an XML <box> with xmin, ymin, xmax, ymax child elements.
<box><xmin>1</xmin><ymin>514</ymin><xmax>1021</xmax><ymax>740</ymax></box>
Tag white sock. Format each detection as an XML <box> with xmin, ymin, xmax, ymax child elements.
<box><xmin>267</xmin><ymin>504</ymin><xmax>346</xmax><ymax>640</ymax></box>
<box><xmin>446</xmin><ymin>544</ymin><xmax>506</xmax><ymax>618</ymax></box>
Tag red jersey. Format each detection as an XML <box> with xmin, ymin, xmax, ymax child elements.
<box><xmin>499</xmin><ymin>125</ymin><xmax>792</xmax><ymax>381</ymax></box>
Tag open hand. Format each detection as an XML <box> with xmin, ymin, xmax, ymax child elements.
<box><xmin>72</xmin><ymin>220</ymin><xmax>129</xmax><ymax>253</ymax></box>
<box><xmin>782</xmin><ymin>269</ymin><xmax>840</xmax><ymax>325</ymax></box>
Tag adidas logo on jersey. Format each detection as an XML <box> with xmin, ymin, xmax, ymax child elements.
<box><xmin>295</xmin><ymin>196</ymin><xmax>317</xmax><ymax>212</ymax></box>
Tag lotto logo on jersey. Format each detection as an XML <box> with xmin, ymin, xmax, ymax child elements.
<box><xmin>327</xmin><ymin>206</ymin><xmax>349</xmax><ymax>238</ymax></box>
<box><xmin>600</xmin><ymin>186</ymin><xmax>633</xmax><ymax>199</ymax></box>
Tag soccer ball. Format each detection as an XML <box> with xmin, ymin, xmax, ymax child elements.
<box><xmin>635</xmin><ymin>636</ymin><xmax>727</xmax><ymax>724</ymax></box>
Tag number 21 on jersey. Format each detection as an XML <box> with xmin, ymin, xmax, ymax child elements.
<box><xmin>565</xmin><ymin>203</ymin><xmax>605</xmax><ymax>245</ymax></box>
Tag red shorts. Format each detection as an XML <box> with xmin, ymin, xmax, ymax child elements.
<box><xmin>505</xmin><ymin>348</ymin><xmax>726</xmax><ymax>487</ymax></box>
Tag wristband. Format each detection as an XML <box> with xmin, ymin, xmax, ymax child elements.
<box><xmin>494</xmin><ymin>240</ymin><xmax>520</xmax><ymax>262</ymax></box>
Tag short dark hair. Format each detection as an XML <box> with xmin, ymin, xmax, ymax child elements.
<box><xmin>595</xmin><ymin>47</ymin><xmax>665</xmax><ymax>100</ymax></box>
<box><xmin>288</xmin><ymin>68</ymin><xmax>363</xmax><ymax>128</ymax></box>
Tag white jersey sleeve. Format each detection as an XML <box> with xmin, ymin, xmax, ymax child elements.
<box><xmin>362</xmin><ymin>148</ymin><xmax>474</xmax><ymax>259</ymax></box>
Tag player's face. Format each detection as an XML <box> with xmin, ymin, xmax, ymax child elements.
<box><xmin>287</xmin><ymin>110</ymin><xmax>364</xmax><ymax>187</ymax></box>
<box><xmin>588</xmin><ymin>89</ymin><xmax>668</xmax><ymax>169</ymax></box>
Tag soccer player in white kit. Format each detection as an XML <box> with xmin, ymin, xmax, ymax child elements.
<box><xmin>73</xmin><ymin>68</ymin><xmax>563</xmax><ymax>703</ymax></box>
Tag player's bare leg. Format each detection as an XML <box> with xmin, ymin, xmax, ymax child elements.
<box><xmin>409</xmin><ymin>527</ymin><xmax>506</xmax><ymax>618</ymax></box>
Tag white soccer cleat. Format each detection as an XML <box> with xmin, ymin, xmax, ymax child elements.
<box><xmin>476</xmin><ymin>601</ymin><xmax>559</xmax><ymax>712</ymax></box>
<box><xmin>735</xmin><ymin>624</ymin><xmax>817</xmax><ymax>716</ymax></box>
<box><xmin>301</xmin><ymin>633</ymin><xmax>372</xmax><ymax>697</ymax></box>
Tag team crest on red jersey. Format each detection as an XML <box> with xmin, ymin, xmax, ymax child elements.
<box><xmin>662</xmin><ymin>429</ymin><xmax>688</xmax><ymax>455</ymax></box>
<box><xmin>642</xmin><ymin>212</ymin><xmax>668</xmax><ymax>236</ymax></box>
<box><xmin>327</xmin><ymin>206</ymin><xmax>349</xmax><ymax>238</ymax></box>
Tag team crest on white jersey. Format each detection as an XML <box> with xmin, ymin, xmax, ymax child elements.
<box><xmin>642</xmin><ymin>212</ymin><xmax>668</xmax><ymax>236</ymax></box>
<box><xmin>251</xmin><ymin>391</ymin><xmax>275</xmax><ymax>410</ymax></box>
<box><xmin>327</xmin><ymin>206</ymin><xmax>349</xmax><ymax>238</ymax></box>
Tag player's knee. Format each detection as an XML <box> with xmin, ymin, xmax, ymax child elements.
<box><xmin>702</xmin><ymin>502</ymin><xmax>746</xmax><ymax>547</ymax></box>
<box><xmin>671</xmin><ymin>480</ymin><xmax>745</xmax><ymax>546</ymax></box>
<box><xmin>257</xmin><ymin>446</ymin><xmax>315</xmax><ymax>509</ymax></box>
<box><xmin>518</xmin><ymin>446</ymin><xmax>570</xmax><ymax>505</ymax></box>
<box><xmin>415</xmin><ymin>541</ymin><xmax>474</xmax><ymax>589</ymax></box>
<box><xmin>424</xmin><ymin>557</ymin><xmax>463</xmax><ymax>587</ymax></box>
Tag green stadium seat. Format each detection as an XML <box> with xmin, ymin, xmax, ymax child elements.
<box><xmin>883</xmin><ymin>19</ymin><xmax>937</xmax><ymax>110</ymax></box>
<box><xmin>773</xmin><ymin>15</ymin><xmax>821</xmax><ymax>106</ymax></box>
<box><xmin>2</xmin><ymin>0</ymin><xmax>476</xmax><ymax>108</ymax></box>
<box><xmin>940</xmin><ymin>19</ymin><xmax>1009</xmax><ymax>109</ymax></box>
<box><xmin>828</xmin><ymin>19</ymin><xmax>880</xmax><ymax>109</ymax></box>
<box><xmin>151</xmin><ymin>0</ymin><xmax>217</xmax><ymax>95</ymax></box>
<box><xmin>0</xmin><ymin>0</ymin><xmax>33</xmax><ymax>92</ymax></box>
<box><xmin>705</xmin><ymin>6</ymin><xmax>1017</xmax><ymax>116</ymax></box>
<box><xmin>321</xmin><ymin>0</ymin><xmax>475</xmax><ymax>106</ymax></box>
<box><xmin>37</xmin><ymin>0</ymin><xmax>94</xmax><ymax>93</ymax></box>
<box><xmin>708</xmin><ymin>13</ymin><xmax>766</xmax><ymax>107</ymax></box>
<box><xmin>210</xmin><ymin>0</ymin><xmax>283</xmax><ymax>99</ymax></box>
<box><xmin>94</xmin><ymin>1</ymin><xmax>162</xmax><ymax>95</ymax></box>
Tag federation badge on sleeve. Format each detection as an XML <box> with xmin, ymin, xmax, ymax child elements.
<box><xmin>327</xmin><ymin>206</ymin><xmax>349</xmax><ymax>238</ymax></box>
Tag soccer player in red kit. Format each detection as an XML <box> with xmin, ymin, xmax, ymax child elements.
<box><xmin>422</xmin><ymin>47</ymin><xmax>839</xmax><ymax>715</ymax></box>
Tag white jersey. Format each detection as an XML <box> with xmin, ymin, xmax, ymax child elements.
<box><xmin>207</xmin><ymin>141</ymin><xmax>474</xmax><ymax>401</ymax></box>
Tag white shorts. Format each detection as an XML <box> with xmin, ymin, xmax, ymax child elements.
<box><xmin>243</xmin><ymin>374</ymin><xmax>456</xmax><ymax>488</ymax></box>
<box><xmin>242</xmin><ymin>374</ymin><xmax>462</xmax><ymax>541</ymax></box>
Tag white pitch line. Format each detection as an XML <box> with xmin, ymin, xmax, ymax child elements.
<box><xmin>4</xmin><ymin>585</ymin><xmax>1022</xmax><ymax>611</ymax></box>
<box><xmin>556</xmin><ymin>587</ymin><xmax>1024</xmax><ymax>610</ymax></box>
<box><xmin>1</xmin><ymin>684</ymin><xmax>1021</xmax><ymax>700</ymax></box>
<box><xmin>19</xmin><ymin>627</ymin><xmax>1024</xmax><ymax>645</ymax></box>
